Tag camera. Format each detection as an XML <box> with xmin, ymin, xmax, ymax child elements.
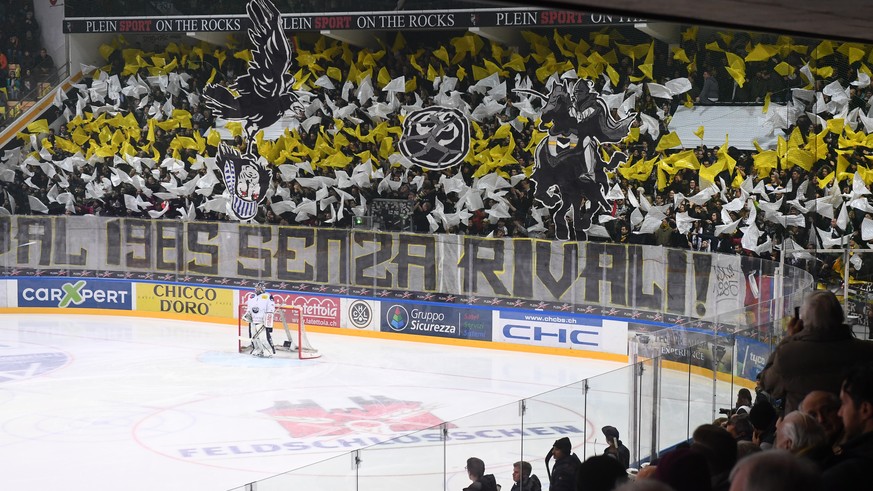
<box><xmin>718</xmin><ymin>408</ymin><xmax>733</xmax><ymax>416</ymax></box>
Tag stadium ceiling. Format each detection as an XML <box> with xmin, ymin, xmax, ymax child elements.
<box><xmin>503</xmin><ymin>0</ymin><xmax>873</xmax><ymax>43</ymax></box>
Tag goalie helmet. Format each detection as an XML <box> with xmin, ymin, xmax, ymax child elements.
<box><xmin>255</xmin><ymin>282</ymin><xmax>266</xmax><ymax>295</ymax></box>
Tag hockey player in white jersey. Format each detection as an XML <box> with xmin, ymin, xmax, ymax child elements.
<box><xmin>244</xmin><ymin>282</ymin><xmax>276</xmax><ymax>357</ymax></box>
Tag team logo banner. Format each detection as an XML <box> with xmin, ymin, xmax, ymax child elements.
<box><xmin>517</xmin><ymin>79</ymin><xmax>634</xmax><ymax>240</ymax></box>
<box><xmin>399</xmin><ymin>107</ymin><xmax>471</xmax><ymax>170</ymax></box>
<box><xmin>204</xmin><ymin>0</ymin><xmax>302</xmax><ymax>221</ymax></box>
<box><xmin>18</xmin><ymin>279</ymin><xmax>132</xmax><ymax>310</ymax></box>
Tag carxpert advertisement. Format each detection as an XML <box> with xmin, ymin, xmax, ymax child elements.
<box><xmin>18</xmin><ymin>279</ymin><xmax>132</xmax><ymax>310</ymax></box>
<box><xmin>136</xmin><ymin>283</ymin><xmax>235</xmax><ymax>317</ymax></box>
<box><xmin>380</xmin><ymin>301</ymin><xmax>492</xmax><ymax>341</ymax></box>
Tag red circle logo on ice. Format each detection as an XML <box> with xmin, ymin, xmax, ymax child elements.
<box><xmin>0</xmin><ymin>344</ymin><xmax>69</xmax><ymax>383</ymax></box>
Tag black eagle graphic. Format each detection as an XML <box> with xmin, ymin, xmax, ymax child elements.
<box><xmin>203</xmin><ymin>0</ymin><xmax>300</xmax><ymax>155</ymax></box>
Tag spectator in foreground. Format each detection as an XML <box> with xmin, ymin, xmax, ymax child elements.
<box><xmin>729</xmin><ymin>450</ymin><xmax>822</xmax><ymax>491</ymax></box>
<box><xmin>574</xmin><ymin>455</ymin><xmax>628</xmax><ymax>491</ymax></box>
<box><xmin>691</xmin><ymin>424</ymin><xmax>736</xmax><ymax>491</ymax></box>
<box><xmin>760</xmin><ymin>291</ymin><xmax>873</xmax><ymax>414</ymax></box>
<box><xmin>511</xmin><ymin>460</ymin><xmax>541</xmax><ymax>491</ymax></box>
<box><xmin>822</xmin><ymin>364</ymin><xmax>873</xmax><ymax>489</ymax></box>
<box><xmin>799</xmin><ymin>390</ymin><xmax>844</xmax><ymax>450</ymax></box>
<box><xmin>546</xmin><ymin>437</ymin><xmax>581</xmax><ymax>491</ymax></box>
<box><xmin>463</xmin><ymin>457</ymin><xmax>499</xmax><ymax>491</ymax></box>
<box><xmin>602</xmin><ymin>425</ymin><xmax>631</xmax><ymax>469</ymax></box>
<box><xmin>774</xmin><ymin>410</ymin><xmax>830</xmax><ymax>467</ymax></box>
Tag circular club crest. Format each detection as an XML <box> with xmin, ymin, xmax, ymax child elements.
<box><xmin>399</xmin><ymin>107</ymin><xmax>470</xmax><ymax>170</ymax></box>
<box><xmin>348</xmin><ymin>300</ymin><xmax>372</xmax><ymax>329</ymax></box>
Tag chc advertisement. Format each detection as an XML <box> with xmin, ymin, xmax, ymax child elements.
<box><xmin>492</xmin><ymin>310</ymin><xmax>628</xmax><ymax>354</ymax></box>
<box><xmin>136</xmin><ymin>283</ymin><xmax>234</xmax><ymax>317</ymax></box>
<box><xmin>18</xmin><ymin>279</ymin><xmax>132</xmax><ymax>310</ymax></box>
<box><xmin>380</xmin><ymin>301</ymin><xmax>492</xmax><ymax>341</ymax></box>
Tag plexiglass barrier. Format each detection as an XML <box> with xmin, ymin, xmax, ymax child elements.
<box><xmin>0</xmin><ymin>217</ymin><xmax>815</xmax><ymax>490</ymax></box>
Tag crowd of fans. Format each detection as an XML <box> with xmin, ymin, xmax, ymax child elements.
<box><xmin>0</xmin><ymin>0</ymin><xmax>55</xmax><ymax>129</ymax></box>
<box><xmin>1</xmin><ymin>22</ymin><xmax>873</xmax><ymax>286</ymax></box>
<box><xmin>1</xmin><ymin>8</ymin><xmax>872</xmax><ymax>490</ymax></box>
<box><xmin>460</xmin><ymin>294</ymin><xmax>873</xmax><ymax>491</ymax></box>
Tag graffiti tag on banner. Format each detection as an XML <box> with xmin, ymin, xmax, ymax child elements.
<box><xmin>242</xmin><ymin>291</ymin><xmax>340</xmax><ymax>327</ymax></box>
<box><xmin>136</xmin><ymin>283</ymin><xmax>234</xmax><ymax>317</ymax></box>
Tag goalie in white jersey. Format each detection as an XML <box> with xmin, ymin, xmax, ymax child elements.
<box><xmin>244</xmin><ymin>282</ymin><xmax>276</xmax><ymax>357</ymax></box>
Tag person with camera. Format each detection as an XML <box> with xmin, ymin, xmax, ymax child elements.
<box><xmin>760</xmin><ymin>291</ymin><xmax>873</xmax><ymax>414</ymax></box>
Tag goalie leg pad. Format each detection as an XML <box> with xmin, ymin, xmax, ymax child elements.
<box><xmin>251</xmin><ymin>324</ymin><xmax>272</xmax><ymax>357</ymax></box>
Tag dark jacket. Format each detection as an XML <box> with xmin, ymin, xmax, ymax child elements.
<box><xmin>511</xmin><ymin>474</ymin><xmax>542</xmax><ymax>491</ymax></box>
<box><xmin>548</xmin><ymin>454</ymin><xmax>581</xmax><ymax>491</ymax></box>
<box><xmin>760</xmin><ymin>324</ymin><xmax>873</xmax><ymax>413</ymax></box>
<box><xmin>464</xmin><ymin>473</ymin><xmax>499</xmax><ymax>491</ymax></box>
<box><xmin>605</xmin><ymin>441</ymin><xmax>631</xmax><ymax>469</ymax></box>
<box><xmin>822</xmin><ymin>431</ymin><xmax>873</xmax><ymax>490</ymax></box>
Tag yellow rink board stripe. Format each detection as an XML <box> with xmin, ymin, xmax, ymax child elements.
<box><xmin>0</xmin><ymin>308</ymin><xmax>630</xmax><ymax>363</ymax></box>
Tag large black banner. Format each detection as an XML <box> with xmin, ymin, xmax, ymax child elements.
<box><xmin>0</xmin><ymin>216</ymin><xmax>808</xmax><ymax>320</ymax></box>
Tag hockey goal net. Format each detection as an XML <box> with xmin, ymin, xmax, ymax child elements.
<box><xmin>238</xmin><ymin>303</ymin><xmax>321</xmax><ymax>359</ymax></box>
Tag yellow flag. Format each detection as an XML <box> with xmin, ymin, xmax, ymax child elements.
<box><xmin>672</xmin><ymin>47</ymin><xmax>690</xmax><ymax>63</ymax></box>
<box><xmin>206</xmin><ymin>68</ymin><xmax>217</xmax><ymax>86</ymax></box>
<box><xmin>233</xmin><ymin>50</ymin><xmax>252</xmax><ymax>63</ymax></box>
<box><xmin>503</xmin><ymin>53</ymin><xmax>527</xmax><ymax>72</ymax></box>
<box><xmin>379</xmin><ymin>136</ymin><xmax>394</xmax><ymax>159</ymax></box>
<box><xmin>811</xmin><ymin>40</ymin><xmax>834</xmax><ymax>59</ymax></box>
<box><xmin>786</xmin><ymin>148</ymin><xmax>815</xmax><ymax>171</ymax></box>
<box><xmin>207</xmin><ymin>129</ymin><xmax>221</xmax><ymax>147</ymax></box>
<box><xmin>849</xmin><ymin>46</ymin><xmax>866</xmax><ymax>65</ymax></box>
<box><xmin>606</xmin><ymin>64</ymin><xmax>620</xmax><ymax>87</ymax></box>
<box><xmin>773</xmin><ymin>62</ymin><xmax>795</xmax><ymax>77</ymax></box>
<box><xmin>693</xmin><ymin>126</ymin><xmax>705</xmax><ymax>140</ymax></box>
<box><xmin>682</xmin><ymin>26</ymin><xmax>698</xmax><ymax>42</ymax></box>
<box><xmin>26</xmin><ymin>119</ymin><xmax>49</xmax><ymax>134</ymax></box>
<box><xmin>655</xmin><ymin>131</ymin><xmax>682</xmax><ymax>152</ymax></box>
<box><xmin>593</xmin><ymin>33</ymin><xmax>610</xmax><ymax>47</ymax></box>
<box><xmin>827</xmin><ymin>118</ymin><xmax>845</xmax><ymax>135</ymax></box>
<box><xmin>753</xmin><ymin>150</ymin><xmax>778</xmax><ymax>178</ymax></box>
<box><xmin>745</xmin><ymin>43</ymin><xmax>777</xmax><ymax>62</ymax></box>
<box><xmin>763</xmin><ymin>92</ymin><xmax>771</xmax><ymax>113</ymax></box>
<box><xmin>699</xmin><ymin>159</ymin><xmax>726</xmax><ymax>184</ymax></box>
<box><xmin>705</xmin><ymin>41</ymin><xmax>724</xmax><ymax>52</ymax></box>
<box><xmin>818</xmin><ymin>171</ymin><xmax>835</xmax><ymax>188</ymax></box>
<box><xmin>392</xmin><ymin>32</ymin><xmax>406</xmax><ymax>52</ymax></box>
<box><xmin>377</xmin><ymin>67</ymin><xmax>391</xmax><ymax>88</ymax></box>
<box><xmin>405</xmin><ymin>77</ymin><xmax>417</xmax><ymax>92</ymax></box>
<box><xmin>226</xmin><ymin>121</ymin><xmax>244</xmax><ymax>138</ymax></box>
<box><xmin>98</xmin><ymin>44</ymin><xmax>116</xmax><ymax>61</ymax></box>
<box><xmin>433</xmin><ymin>46</ymin><xmax>450</xmax><ymax>65</ymax></box>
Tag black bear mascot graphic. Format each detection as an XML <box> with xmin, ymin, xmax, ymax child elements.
<box><xmin>517</xmin><ymin>79</ymin><xmax>635</xmax><ymax>240</ymax></box>
<box><xmin>204</xmin><ymin>0</ymin><xmax>302</xmax><ymax>221</ymax></box>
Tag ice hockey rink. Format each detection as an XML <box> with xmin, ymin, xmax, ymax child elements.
<box><xmin>0</xmin><ymin>313</ymin><xmax>724</xmax><ymax>491</ymax></box>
